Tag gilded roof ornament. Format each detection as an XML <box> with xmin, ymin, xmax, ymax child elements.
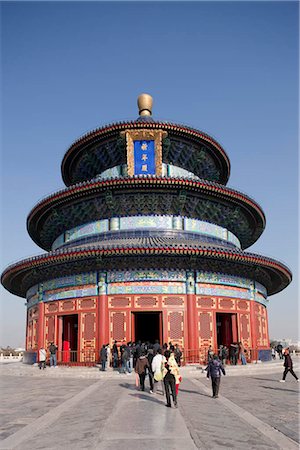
<box><xmin>137</xmin><ymin>93</ymin><xmax>153</xmax><ymax>116</ymax></box>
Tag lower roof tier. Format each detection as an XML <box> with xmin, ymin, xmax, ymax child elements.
<box><xmin>1</xmin><ymin>237</ymin><xmax>291</xmax><ymax>298</ymax></box>
<box><xmin>27</xmin><ymin>176</ymin><xmax>265</xmax><ymax>251</ymax></box>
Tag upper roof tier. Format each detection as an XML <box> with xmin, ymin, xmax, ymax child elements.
<box><xmin>61</xmin><ymin>95</ymin><xmax>230</xmax><ymax>186</ymax></box>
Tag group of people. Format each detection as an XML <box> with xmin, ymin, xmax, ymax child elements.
<box><xmin>38</xmin><ymin>342</ymin><xmax>58</xmax><ymax>369</ymax></box>
<box><xmin>134</xmin><ymin>343</ymin><xmax>182</xmax><ymax>408</ymax></box>
<box><xmin>99</xmin><ymin>340</ymin><xmax>183</xmax><ymax>374</ymax></box>
<box><xmin>208</xmin><ymin>342</ymin><xmax>247</xmax><ymax>366</ymax></box>
<box><xmin>206</xmin><ymin>345</ymin><xmax>300</xmax><ymax>396</ymax></box>
<box><xmin>38</xmin><ymin>341</ymin><xmax>299</xmax><ymax>394</ymax></box>
<box><xmin>99</xmin><ymin>341</ymin><xmax>182</xmax><ymax>408</ymax></box>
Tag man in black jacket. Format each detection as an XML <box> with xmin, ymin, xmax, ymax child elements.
<box><xmin>49</xmin><ymin>342</ymin><xmax>58</xmax><ymax>368</ymax></box>
<box><xmin>280</xmin><ymin>348</ymin><xmax>299</xmax><ymax>382</ymax></box>
<box><xmin>112</xmin><ymin>341</ymin><xmax>119</xmax><ymax>369</ymax></box>
<box><xmin>206</xmin><ymin>354</ymin><xmax>226</xmax><ymax>398</ymax></box>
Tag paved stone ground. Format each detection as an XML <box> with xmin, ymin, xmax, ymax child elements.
<box><xmin>0</xmin><ymin>360</ymin><xmax>299</xmax><ymax>449</ymax></box>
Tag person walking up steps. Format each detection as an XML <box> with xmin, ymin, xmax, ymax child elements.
<box><xmin>279</xmin><ymin>348</ymin><xmax>299</xmax><ymax>382</ymax></box>
<box><xmin>206</xmin><ymin>354</ymin><xmax>226</xmax><ymax>398</ymax></box>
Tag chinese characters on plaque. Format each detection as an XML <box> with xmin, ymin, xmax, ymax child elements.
<box><xmin>133</xmin><ymin>140</ymin><xmax>155</xmax><ymax>175</ymax></box>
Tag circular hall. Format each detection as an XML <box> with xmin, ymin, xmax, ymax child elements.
<box><xmin>1</xmin><ymin>94</ymin><xmax>292</xmax><ymax>364</ymax></box>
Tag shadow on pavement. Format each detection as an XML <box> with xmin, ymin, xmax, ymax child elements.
<box><xmin>129</xmin><ymin>392</ymin><xmax>165</xmax><ymax>404</ymax></box>
<box><xmin>251</xmin><ymin>377</ymin><xmax>279</xmax><ymax>382</ymax></box>
<box><xmin>119</xmin><ymin>382</ymin><xmax>137</xmax><ymax>391</ymax></box>
<box><xmin>179</xmin><ymin>388</ymin><xmax>211</xmax><ymax>398</ymax></box>
<box><xmin>261</xmin><ymin>385</ymin><xmax>298</xmax><ymax>393</ymax></box>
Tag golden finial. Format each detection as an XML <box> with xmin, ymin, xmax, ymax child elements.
<box><xmin>137</xmin><ymin>93</ymin><xmax>153</xmax><ymax>116</ymax></box>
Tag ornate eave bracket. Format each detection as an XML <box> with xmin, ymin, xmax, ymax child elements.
<box><xmin>121</xmin><ymin>128</ymin><xmax>168</xmax><ymax>177</ymax></box>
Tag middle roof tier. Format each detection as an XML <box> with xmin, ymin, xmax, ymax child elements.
<box><xmin>27</xmin><ymin>176</ymin><xmax>265</xmax><ymax>251</ymax></box>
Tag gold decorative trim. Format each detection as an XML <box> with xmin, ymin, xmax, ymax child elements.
<box><xmin>121</xmin><ymin>129</ymin><xmax>167</xmax><ymax>177</ymax></box>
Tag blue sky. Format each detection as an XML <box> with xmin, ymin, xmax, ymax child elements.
<box><xmin>1</xmin><ymin>1</ymin><xmax>298</xmax><ymax>347</ymax></box>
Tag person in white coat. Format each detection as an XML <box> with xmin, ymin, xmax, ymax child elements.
<box><xmin>106</xmin><ymin>344</ymin><xmax>111</xmax><ymax>370</ymax></box>
<box><xmin>38</xmin><ymin>347</ymin><xmax>47</xmax><ymax>370</ymax></box>
<box><xmin>151</xmin><ymin>348</ymin><xmax>166</xmax><ymax>394</ymax></box>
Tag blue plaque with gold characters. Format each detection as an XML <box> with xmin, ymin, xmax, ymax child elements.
<box><xmin>134</xmin><ymin>140</ymin><xmax>155</xmax><ymax>175</ymax></box>
<box><xmin>122</xmin><ymin>94</ymin><xmax>167</xmax><ymax>177</ymax></box>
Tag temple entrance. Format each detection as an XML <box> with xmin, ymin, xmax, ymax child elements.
<box><xmin>61</xmin><ymin>315</ymin><xmax>78</xmax><ymax>362</ymax></box>
<box><xmin>216</xmin><ymin>313</ymin><xmax>238</xmax><ymax>348</ymax></box>
<box><xmin>132</xmin><ymin>312</ymin><xmax>162</xmax><ymax>343</ymax></box>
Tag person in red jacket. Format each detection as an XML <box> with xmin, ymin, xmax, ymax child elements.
<box><xmin>279</xmin><ymin>348</ymin><xmax>299</xmax><ymax>382</ymax></box>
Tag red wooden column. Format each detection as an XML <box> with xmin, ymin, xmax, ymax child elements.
<box><xmin>231</xmin><ymin>313</ymin><xmax>238</xmax><ymax>342</ymax></box>
<box><xmin>187</xmin><ymin>295</ymin><xmax>197</xmax><ymax>350</ymax></box>
<box><xmin>186</xmin><ymin>272</ymin><xmax>197</xmax><ymax>357</ymax></box>
<box><xmin>265</xmin><ymin>307</ymin><xmax>270</xmax><ymax>347</ymax></box>
<box><xmin>37</xmin><ymin>301</ymin><xmax>45</xmax><ymax>354</ymax></box>
<box><xmin>99</xmin><ymin>296</ymin><xmax>109</xmax><ymax>347</ymax></box>
<box><xmin>250</xmin><ymin>301</ymin><xmax>258</xmax><ymax>360</ymax></box>
<box><xmin>25</xmin><ymin>308</ymin><xmax>29</xmax><ymax>351</ymax></box>
<box><xmin>98</xmin><ymin>273</ymin><xmax>109</xmax><ymax>351</ymax></box>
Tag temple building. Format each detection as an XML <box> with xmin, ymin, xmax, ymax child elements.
<box><xmin>1</xmin><ymin>94</ymin><xmax>292</xmax><ymax>363</ymax></box>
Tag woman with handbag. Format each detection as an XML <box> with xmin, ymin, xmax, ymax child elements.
<box><xmin>151</xmin><ymin>348</ymin><xmax>166</xmax><ymax>394</ymax></box>
<box><xmin>163</xmin><ymin>350</ymin><xmax>178</xmax><ymax>408</ymax></box>
<box><xmin>169</xmin><ymin>345</ymin><xmax>182</xmax><ymax>396</ymax></box>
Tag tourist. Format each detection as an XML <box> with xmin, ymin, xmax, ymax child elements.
<box><xmin>121</xmin><ymin>342</ymin><xmax>130</xmax><ymax>374</ymax></box>
<box><xmin>169</xmin><ymin>346</ymin><xmax>182</xmax><ymax>396</ymax></box>
<box><xmin>112</xmin><ymin>340</ymin><xmax>119</xmax><ymax>369</ymax></box>
<box><xmin>207</xmin><ymin>345</ymin><xmax>214</xmax><ymax>363</ymax></box>
<box><xmin>135</xmin><ymin>350</ymin><xmax>150</xmax><ymax>392</ymax></box>
<box><xmin>134</xmin><ymin>340</ymin><xmax>142</xmax><ymax>367</ymax></box>
<box><xmin>152</xmin><ymin>348</ymin><xmax>166</xmax><ymax>394</ymax></box>
<box><xmin>49</xmin><ymin>342</ymin><xmax>58</xmax><ymax>368</ymax></box>
<box><xmin>206</xmin><ymin>354</ymin><xmax>226</xmax><ymax>398</ymax></box>
<box><xmin>100</xmin><ymin>344</ymin><xmax>107</xmax><ymax>371</ymax></box>
<box><xmin>239</xmin><ymin>342</ymin><xmax>247</xmax><ymax>365</ymax></box>
<box><xmin>124</xmin><ymin>342</ymin><xmax>132</xmax><ymax>373</ymax></box>
<box><xmin>163</xmin><ymin>350</ymin><xmax>177</xmax><ymax>408</ymax></box>
<box><xmin>218</xmin><ymin>345</ymin><xmax>223</xmax><ymax>361</ymax></box>
<box><xmin>221</xmin><ymin>345</ymin><xmax>228</xmax><ymax>365</ymax></box>
<box><xmin>276</xmin><ymin>343</ymin><xmax>283</xmax><ymax>359</ymax></box>
<box><xmin>271</xmin><ymin>347</ymin><xmax>276</xmax><ymax>360</ymax></box>
<box><xmin>279</xmin><ymin>348</ymin><xmax>299</xmax><ymax>382</ymax></box>
<box><xmin>230</xmin><ymin>343</ymin><xmax>238</xmax><ymax>365</ymax></box>
<box><xmin>105</xmin><ymin>343</ymin><xmax>111</xmax><ymax>370</ymax></box>
<box><xmin>146</xmin><ymin>346</ymin><xmax>154</xmax><ymax>393</ymax></box>
<box><xmin>153</xmin><ymin>339</ymin><xmax>161</xmax><ymax>356</ymax></box>
<box><xmin>174</xmin><ymin>344</ymin><xmax>182</xmax><ymax>367</ymax></box>
<box><xmin>162</xmin><ymin>342</ymin><xmax>168</xmax><ymax>352</ymax></box>
<box><xmin>127</xmin><ymin>341</ymin><xmax>134</xmax><ymax>373</ymax></box>
<box><xmin>38</xmin><ymin>346</ymin><xmax>46</xmax><ymax>370</ymax></box>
